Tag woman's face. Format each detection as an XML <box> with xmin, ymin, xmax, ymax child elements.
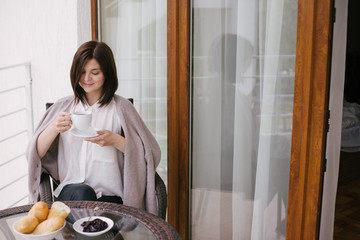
<box><xmin>79</xmin><ymin>58</ymin><xmax>105</xmax><ymax>101</ymax></box>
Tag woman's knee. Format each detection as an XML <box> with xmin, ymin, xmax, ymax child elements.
<box><xmin>57</xmin><ymin>184</ymin><xmax>97</xmax><ymax>201</ymax></box>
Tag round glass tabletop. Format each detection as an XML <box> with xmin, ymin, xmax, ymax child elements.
<box><xmin>0</xmin><ymin>201</ymin><xmax>180</xmax><ymax>240</ymax></box>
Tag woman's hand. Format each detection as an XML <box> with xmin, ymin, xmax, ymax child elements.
<box><xmin>52</xmin><ymin>112</ymin><xmax>72</xmax><ymax>133</ymax></box>
<box><xmin>85</xmin><ymin>130</ymin><xmax>125</xmax><ymax>152</ymax></box>
<box><xmin>37</xmin><ymin>112</ymin><xmax>71</xmax><ymax>158</ymax></box>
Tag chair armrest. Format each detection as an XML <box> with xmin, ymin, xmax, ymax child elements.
<box><xmin>39</xmin><ymin>173</ymin><xmax>53</xmax><ymax>204</ymax></box>
<box><xmin>155</xmin><ymin>172</ymin><xmax>167</xmax><ymax>220</ymax></box>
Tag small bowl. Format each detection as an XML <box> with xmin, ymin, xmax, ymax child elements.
<box><xmin>12</xmin><ymin>220</ymin><xmax>66</xmax><ymax>240</ymax></box>
<box><xmin>73</xmin><ymin>216</ymin><xmax>114</xmax><ymax>237</ymax></box>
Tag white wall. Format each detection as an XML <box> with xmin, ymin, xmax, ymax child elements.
<box><xmin>0</xmin><ymin>0</ymin><xmax>91</xmax><ymax>125</ymax></box>
<box><xmin>319</xmin><ymin>0</ymin><xmax>349</xmax><ymax>239</ymax></box>
<box><xmin>0</xmin><ymin>0</ymin><xmax>91</xmax><ymax>208</ymax></box>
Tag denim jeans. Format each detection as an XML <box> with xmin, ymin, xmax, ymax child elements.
<box><xmin>55</xmin><ymin>183</ymin><xmax>123</xmax><ymax>204</ymax></box>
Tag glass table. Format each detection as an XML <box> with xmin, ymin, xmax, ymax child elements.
<box><xmin>0</xmin><ymin>201</ymin><xmax>180</xmax><ymax>240</ymax></box>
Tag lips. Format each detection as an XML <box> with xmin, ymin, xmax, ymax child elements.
<box><xmin>81</xmin><ymin>83</ymin><xmax>94</xmax><ymax>87</ymax></box>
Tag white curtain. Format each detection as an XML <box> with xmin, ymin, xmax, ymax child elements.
<box><xmin>100</xmin><ymin>0</ymin><xmax>167</xmax><ymax>175</ymax></box>
<box><xmin>250</xmin><ymin>1</ymin><xmax>288</xmax><ymax>239</ymax></box>
<box><xmin>191</xmin><ymin>0</ymin><xmax>297</xmax><ymax>239</ymax></box>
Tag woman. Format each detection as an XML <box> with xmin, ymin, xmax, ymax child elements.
<box><xmin>27</xmin><ymin>41</ymin><xmax>161</xmax><ymax>215</ymax></box>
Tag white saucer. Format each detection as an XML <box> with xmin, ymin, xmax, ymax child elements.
<box><xmin>73</xmin><ymin>216</ymin><xmax>114</xmax><ymax>237</ymax></box>
<box><xmin>70</xmin><ymin>127</ymin><xmax>98</xmax><ymax>138</ymax></box>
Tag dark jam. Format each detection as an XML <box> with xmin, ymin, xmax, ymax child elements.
<box><xmin>81</xmin><ymin>218</ymin><xmax>108</xmax><ymax>232</ymax></box>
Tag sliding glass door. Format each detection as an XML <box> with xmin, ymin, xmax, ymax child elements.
<box><xmin>190</xmin><ymin>1</ymin><xmax>298</xmax><ymax>239</ymax></box>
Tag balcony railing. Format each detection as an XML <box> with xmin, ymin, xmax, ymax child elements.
<box><xmin>0</xmin><ymin>62</ymin><xmax>33</xmax><ymax>210</ymax></box>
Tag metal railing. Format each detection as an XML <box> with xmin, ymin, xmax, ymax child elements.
<box><xmin>0</xmin><ymin>62</ymin><xmax>33</xmax><ymax>209</ymax></box>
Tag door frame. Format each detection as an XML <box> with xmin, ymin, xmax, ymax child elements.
<box><xmin>286</xmin><ymin>0</ymin><xmax>334</xmax><ymax>239</ymax></box>
<box><xmin>167</xmin><ymin>1</ymin><xmax>190</xmax><ymax>240</ymax></box>
<box><xmin>91</xmin><ymin>0</ymin><xmax>334</xmax><ymax>239</ymax></box>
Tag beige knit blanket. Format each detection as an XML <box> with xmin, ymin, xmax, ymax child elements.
<box><xmin>26</xmin><ymin>95</ymin><xmax>161</xmax><ymax>215</ymax></box>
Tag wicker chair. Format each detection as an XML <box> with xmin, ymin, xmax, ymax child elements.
<box><xmin>39</xmin><ymin>100</ymin><xmax>167</xmax><ymax>220</ymax></box>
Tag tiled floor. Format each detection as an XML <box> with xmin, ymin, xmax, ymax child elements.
<box><xmin>333</xmin><ymin>177</ymin><xmax>360</xmax><ymax>239</ymax></box>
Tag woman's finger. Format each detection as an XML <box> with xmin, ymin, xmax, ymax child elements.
<box><xmin>54</xmin><ymin>112</ymin><xmax>72</xmax><ymax>133</ymax></box>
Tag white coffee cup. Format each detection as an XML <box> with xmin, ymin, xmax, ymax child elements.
<box><xmin>71</xmin><ymin>111</ymin><xmax>92</xmax><ymax>131</ymax></box>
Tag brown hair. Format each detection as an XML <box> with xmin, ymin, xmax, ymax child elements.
<box><xmin>70</xmin><ymin>41</ymin><xmax>118</xmax><ymax>107</ymax></box>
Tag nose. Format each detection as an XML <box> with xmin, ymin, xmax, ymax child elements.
<box><xmin>83</xmin><ymin>72</ymin><xmax>90</xmax><ymax>82</ymax></box>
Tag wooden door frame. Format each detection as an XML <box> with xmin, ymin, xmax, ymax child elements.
<box><xmin>90</xmin><ymin>0</ymin><xmax>98</xmax><ymax>41</ymax></box>
<box><xmin>167</xmin><ymin>1</ymin><xmax>190</xmax><ymax>240</ymax></box>
<box><xmin>91</xmin><ymin>0</ymin><xmax>334</xmax><ymax>239</ymax></box>
<box><xmin>286</xmin><ymin>0</ymin><xmax>334</xmax><ymax>239</ymax></box>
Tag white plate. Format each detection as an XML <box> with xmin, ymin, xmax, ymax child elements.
<box><xmin>73</xmin><ymin>216</ymin><xmax>114</xmax><ymax>237</ymax></box>
<box><xmin>70</xmin><ymin>127</ymin><xmax>98</xmax><ymax>138</ymax></box>
<box><xmin>12</xmin><ymin>220</ymin><xmax>66</xmax><ymax>240</ymax></box>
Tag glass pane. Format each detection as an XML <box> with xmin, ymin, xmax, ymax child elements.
<box><xmin>100</xmin><ymin>0</ymin><xmax>167</xmax><ymax>182</ymax></box>
<box><xmin>191</xmin><ymin>0</ymin><xmax>297</xmax><ymax>239</ymax></box>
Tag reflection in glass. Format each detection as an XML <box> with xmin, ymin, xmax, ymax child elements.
<box><xmin>191</xmin><ymin>0</ymin><xmax>297</xmax><ymax>239</ymax></box>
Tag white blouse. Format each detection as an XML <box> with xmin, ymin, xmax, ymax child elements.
<box><xmin>53</xmin><ymin>99</ymin><xmax>123</xmax><ymax>199</ymax></box>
